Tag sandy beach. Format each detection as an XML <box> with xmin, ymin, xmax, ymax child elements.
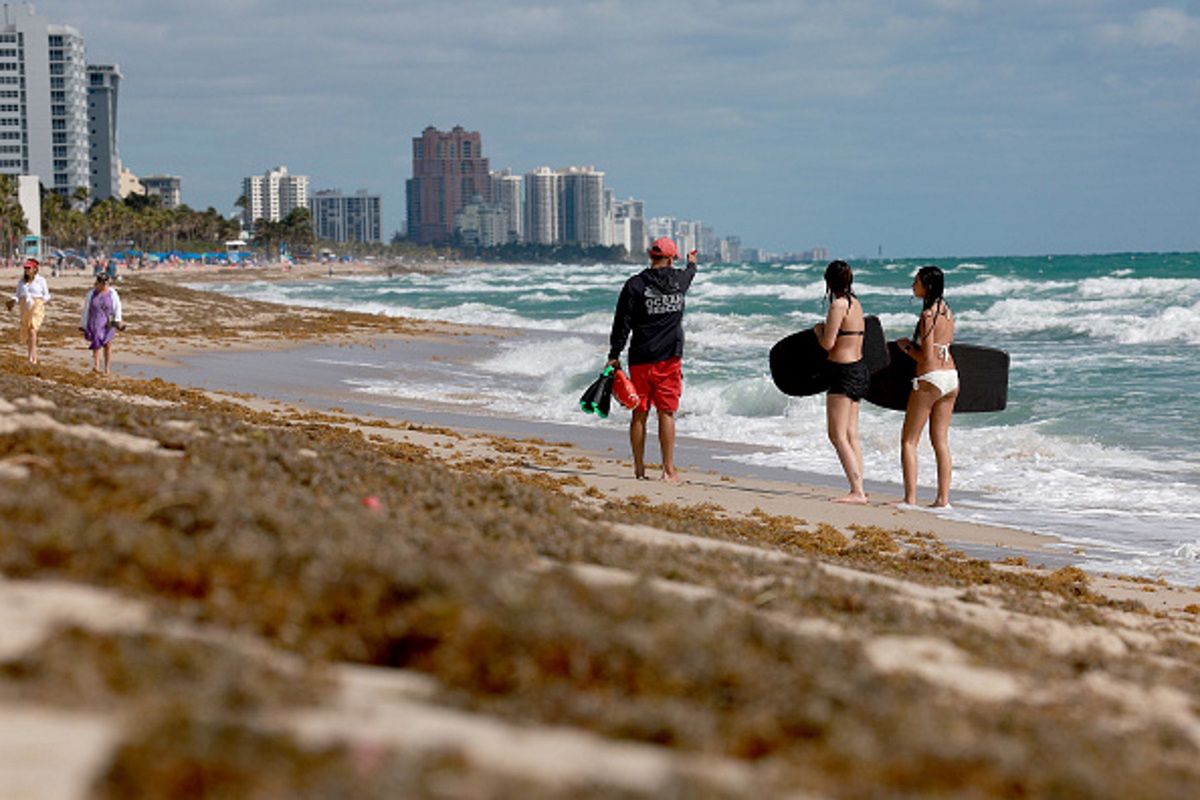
<box><xmin>3</xmin><ymin>267</ymin><xmax>1200</xmax><ymax>798</ymax></box>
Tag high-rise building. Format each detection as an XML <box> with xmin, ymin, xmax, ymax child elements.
<box><xmin>141</xmin><ymin>174</ymin><xmax>181</xmax><ymax>209</ymax></box>
<box><xmin>720</xmin><ymin>235</ymin><xmax>741</xmax><ymax>262</ymax></box>
<box><xmin>0</xmin><ymin>4</ymin><xmax>90</xmax><ymax>199</ymax></box>
<box><xmin>523</xmin><ymin>166</ymin><xmax>559</xmax><ymax>246</ymax></box>
<box><xmin>242</xmin><ymin>165</ymin><xmax>308</xmax><ymax>228</ymax></box>
<box><xmin>87</xmin><ymin>64</ymin><xmax>120</xmax><ymax>200</ymax></box>
<box><xmin>613</xmin><ymin>198</ymin><xmax>645</xmax><ymax>256</ymax></box>
<box><xmin>309</xmin><ymin>189</ymin><xmax>382</xmax><ymax>244</ymax></box>
<box><xmin>454</xmin><ymin>196</ymin><xmax>506</xmax><ymax>248</ymax></box>
<box><xmin>405</xmin><ymin>125</ymin><xmax>490</xmax><ymax>244</ymax></box>
<box><xmin>646</xmin><ymin>216</ymin><xmax>674</xmax><ymax>242</ymax></box>
<box><xmin>558</xmin><ymin>166</ymin><xmax>606</xmax><ymax>246</ymax></box>
<box><xmin>489</xmin><ymin>169</ymin><xmax>523</xmax><ymax>244</ymax></box>
<box><xmin>674</xmin><ymin>220</ymin><xmax>702</xmax><ymax>256</ymax></box>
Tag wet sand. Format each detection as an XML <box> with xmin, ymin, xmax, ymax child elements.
<box><xmin>126</xmin><ymin>335</ymin><xmax>1068</xmax><ymax>567</ymax></box>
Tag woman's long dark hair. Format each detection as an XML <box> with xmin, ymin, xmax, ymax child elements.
<box><xmin>915</xmin><ymin>265</ymin><xmax>945</xmax><ymax>311</ymax></box>
<box><xmin>824</xmin><ymin>260</ymin><xmax>855</xmax><ymax>306</ymax></box>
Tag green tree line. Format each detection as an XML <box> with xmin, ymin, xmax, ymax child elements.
<box><xmin>40</xmin><ymin>190</ymin><xmax>242</xmax><ymax>254</ymax></box>
<box><xmin>0</xmin><ymin>174</ymin><xmax>30</xmax><ymax>267</ymax></box>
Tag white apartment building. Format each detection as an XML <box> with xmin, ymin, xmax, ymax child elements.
<box><xmin>0</xmin><ymin>4</ymin><xmax>89</xmax><ymax>199</ymax></box>
<box><xmin>646</xmin><ymin>216</ymin><xmax>674</xmax><ymax>242</ymax></box>
<box><xmin>309</xmin><ymin>189</ymin><xmax>382</xmax><ymax>244</ymax></box>
<box><xmin>517</xmin><ymin>165</ymin><xmax>610</xmax><ymax>248</ymax></box>
<box><xmin>454</xmin><ymin>199</ymin><xmax>506</xmax><ymax>248</ymax></box>
<box><xmin>646</xmin><ymin>216</ymin><xmax>703</xmax><ymax>256</ymax></box>
<box><xmin>523</xmin><ymin>166</ymin><xmax>558</xmax><ymax>246</ymax></box>
<box><xmin>612</xmin><ymin>197</ymin><xmax>645</xmax><ymax>255</ymax></box>
<box><xmin>242</xmin><ymin>165</ymin><xmax>309</xmax><ymax>228</ymax></box>
<box><xmin>489</xmin><ymin>169</ymin><xmax>523</xmax><ymax>244</ymax></box>
<box><xmin>141</xmin><ymin>174</ymin><xmax>181</xmax><ymax>209</ymax></box>
<box><xmin>558</xmin><ymin>165</ymin><xmax>606</xmax><ymax>247</ymax></box>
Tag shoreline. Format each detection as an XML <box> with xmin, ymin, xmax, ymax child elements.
<box><xmin>124</xmin><ymin>335</ymin><xmax>1066</xmax><ymax>563</ymax></box>
<box><xmin>9</xmin><ymin>269</ymin><xmax>1187</xmax><ymax>587</ymax></box>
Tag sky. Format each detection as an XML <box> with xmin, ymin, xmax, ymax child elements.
<box><xmin>51</xmin><ymin>0</ymin><xmax>1200</xmax><ymax>257</ymax></box>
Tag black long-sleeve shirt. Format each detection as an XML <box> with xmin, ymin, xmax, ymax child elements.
<box><xmin>608</xmin><ymin>262</ymin><xmax>697</xmax><ymax>366</ymax></box>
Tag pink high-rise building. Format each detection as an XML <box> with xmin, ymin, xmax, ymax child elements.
<box><xmin>405</xmin><ymin>125</ymin><xmax>490</xmax><ymax>244</ymax></box>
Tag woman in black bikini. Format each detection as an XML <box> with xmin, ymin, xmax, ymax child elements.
<box><xmin>813</xmin><ymin>260</ymin><xmax>869</xmax><ymax>504</ymax></box>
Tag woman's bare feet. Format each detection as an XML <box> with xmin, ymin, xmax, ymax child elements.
<box><xmin>833</xmin><ymin>492</ymin><xmax>869</xmax><ymax>505</ymax></box>
<box><xmin>660</xmin><ymin>471</ymin><xmax>682</xmax><ymax>486</ymax></box>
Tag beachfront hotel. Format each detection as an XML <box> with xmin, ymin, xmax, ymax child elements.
<box><xmin>242</xmin><ymin>165</ymin><xmax>309</xmax><ymax>229</ymax></box>
<box><xmin>405</xmin><ymin>125</ymin><xmax>491</xmax><ymax>245</ymax></box>
<box><xmin>309</xmin><ymin>189</ymin><xmax>382</xmax><ymax>244</ymax></box>
<box><xmin>87</xmin><ymin>63</ymin><xmax>121</xmax><ymax>200</ymax></box>
<box><xmin>0</xmin><ymin>3</ymin><xmax>90</xmax><ymax>199</ymax></box>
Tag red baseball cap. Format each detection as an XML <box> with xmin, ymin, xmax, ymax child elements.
<box><xmin>647</xmin><ymin>237</ymin><xmax>678</xmax><ymax>259</ymax></box>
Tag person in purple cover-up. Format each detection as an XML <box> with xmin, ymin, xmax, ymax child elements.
<box><xmin>79</xmin><ymin>272</ymin><xmax>125</xmax><ymax>375</ymax></box>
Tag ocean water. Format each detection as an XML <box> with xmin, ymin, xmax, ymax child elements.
<box><xmin>200</xmin><ymin>253</ymin><xmax>1200</xmax><ymax>583</ymax></box>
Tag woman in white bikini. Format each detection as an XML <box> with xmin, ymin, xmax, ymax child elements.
<box><xmin>896</xmin><ymin>265</ymin><xmax>958</xmax><ymax>507</ymax></box>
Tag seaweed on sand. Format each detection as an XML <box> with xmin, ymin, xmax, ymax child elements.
<box><xmin>3</xmin><ymin>349</ymin><xmax>1200</xmax><ymax>797</ymax></box>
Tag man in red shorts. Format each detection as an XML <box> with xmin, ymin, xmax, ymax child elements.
<box><xmin>607</xmin><ymin>237</ymin><xmax>698</xmax><ymax>484</ymax></box>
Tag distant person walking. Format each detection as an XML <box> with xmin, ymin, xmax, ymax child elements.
<box><xmin>896</xmin><ymin>265</ymin><xmax>959</xmax><ymax>507</ymax></box>
<box><xmin>7</xmin><ymin>257</ymin><xmax>50</xmax><ymax>365</ymax></box>
<box><xmin>607</xmin><ymin>238</ymin><xmax>698</xmax><ymax>484</ymax></box>
<box><xmin>79</xmin><ymin>272</ymin><xmax>125</xmax><ymax>375</ymax></box>
<box><xmin>813</xmin><ymin>260</ymin><xmax>869</xmax><ymax>504</ymax></box>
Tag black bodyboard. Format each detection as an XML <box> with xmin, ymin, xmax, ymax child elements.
<box><xmin>769</xmin><ymin>316</ymin><xmax>888</xmax><ymax>398</ymax></box>
<box><xmin>865</xmin><ymin>342</ymin><xmax>1009</xmax><ymax>413</ymax></box>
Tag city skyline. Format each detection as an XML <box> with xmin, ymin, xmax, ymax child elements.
<box><xmin>32</xmin><ymin>1</ymin><xmax>1200</xmax><ymax>258</ymax></box>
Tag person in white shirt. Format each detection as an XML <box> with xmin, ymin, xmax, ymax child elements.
<box><xmin>6</xmin><ymin>258</ymin><xmax>51</xmax><ymax>364</ymax></box>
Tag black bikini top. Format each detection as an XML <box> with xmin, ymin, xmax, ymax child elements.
<box><xmin>836</xmin><ymin>295</ymin><xmax>864</xmax><ymax>336</ymax></box>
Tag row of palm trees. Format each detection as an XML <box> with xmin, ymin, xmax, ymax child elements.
<box><xmin>40</xmin><ymin>190</ymin><xmax>243</xmax><ymax>254</ymax></box>
<box><xmin>0</xmin><ymin>180</ymin><xmax>447</xmax><ymax>263</ymax></box>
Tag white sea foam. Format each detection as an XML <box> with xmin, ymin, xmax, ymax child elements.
<box><xmin>1076</xmin><ymin>276</ymin><xmax>1200</xmax><ymax>300</ymax></box>
<box><xmin>957</xmin><ymin>297</ymin><xmax>1200</xmax><ymax>344</ymax></box>
<box><xmin>477</xmin><ymin>336</ymin><xmax>596</xmax><ymax>380</ymax></box>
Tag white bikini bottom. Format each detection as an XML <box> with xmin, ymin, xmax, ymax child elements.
<box><xmin>913</xmin><ymin>369</ymin><xmax>959</xmax><ymax>397</ymax></box>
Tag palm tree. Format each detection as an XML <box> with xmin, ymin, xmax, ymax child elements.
<box><xmin>0</xmin><ymin>174</ymin><xmax>28</xmax><ymax>267</ymax></box>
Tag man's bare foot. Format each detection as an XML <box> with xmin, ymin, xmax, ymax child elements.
<box><xmin>928</xmin><ymin>501</ymin><xmax>953</xmax><ymax>510</ymax></box>
<box><xmin>660</xmin><ymin>471</ymin><xmax>682</xmax><ymax>486</ymax></box>
<box><xmin>833</xmin><ymin>493</ymin><xmax>869</xmax><ymax>505</ymax></box>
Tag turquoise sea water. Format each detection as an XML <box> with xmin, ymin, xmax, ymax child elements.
<box><xmin>202</xmin><ymin>252</ymin><xmax>1200</xmax><ymax>582</ymax></box>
